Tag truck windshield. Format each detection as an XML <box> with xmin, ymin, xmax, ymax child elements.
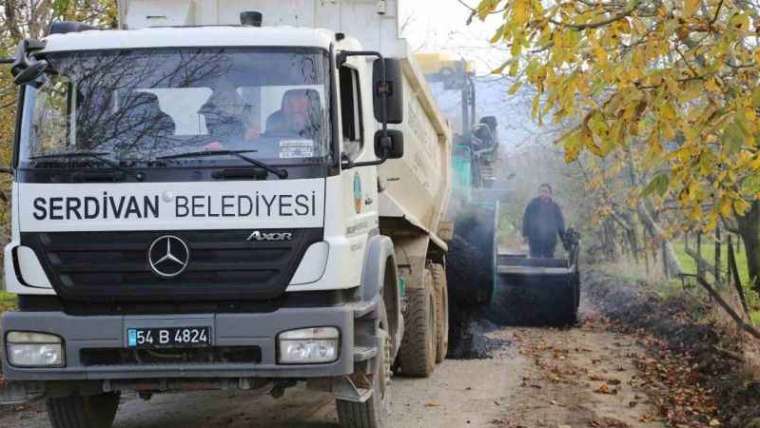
<box><xmin>18</xmin><ymin>47</ymin><xmax>331</xmax><ymax>169</ymax></box>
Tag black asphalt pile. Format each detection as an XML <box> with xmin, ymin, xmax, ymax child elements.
<box><xmin>584</xmin><ymin>269</ymin><xmax>760</xmax><ymax>428</ymax></box>
<box><xmin>447</xmin><ymin>301</ymin><xmax>511</xmax><ymax>360</ymax></box>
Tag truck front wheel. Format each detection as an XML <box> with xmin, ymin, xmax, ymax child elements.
<box><xmin>337</xmin><ymin>301</ymin><xmax>391</xmax><ymax>428</ymax></box>
<box><xmin>46</xmin><ymin>392</ymin><xmax>120</xmax><ymax>428</ymax></box>
<box><xmin>398</xmin><ymin>269</ymin><xmax>437</xmax><ymax>377</ymax></box>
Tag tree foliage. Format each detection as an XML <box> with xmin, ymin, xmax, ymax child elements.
<box><xmin>0</xmin><ymin>1</ymin><xmax>116</xmax><ymax>244</ymax></box>
<box><xmin>479</xmin><ymin>0</ymin><xmax>760</xmax><ymax>230</ymax></box>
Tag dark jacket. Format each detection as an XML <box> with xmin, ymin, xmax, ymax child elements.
<box><xmin>522</xmin><ymin>197</ymin><xmax>565</xmax><ymax>247</ymax></box>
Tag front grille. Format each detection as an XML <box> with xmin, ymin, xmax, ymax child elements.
<box><xmin>18</xmin><ymin>289</ymin><xmax>359</xmax><ymax>315</ymax></box>
<box><xmin>80</xmin><ymin>346</ymin><xmax>262</xmax><ymax>366</ymax></box>
<box><xmin>20</xmin><ymin>229</ymin><xmax>323</xmax><ymax>302</ymax></box>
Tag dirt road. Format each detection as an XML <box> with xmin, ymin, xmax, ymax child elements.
<box><xmin>0</xmin><ymin>349</ymin><xmax>523</xmax><ymax>428</ymax></box>
<box><xmin>0</xmin><ymin>300</ymin><xmax>666</xmax><ymax>428</ymax></box>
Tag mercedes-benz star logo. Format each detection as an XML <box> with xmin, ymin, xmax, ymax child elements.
<box><xmin>148</xmin><ymin>235</ymin><xmax>190</xmax><ymax>278</ymax></box>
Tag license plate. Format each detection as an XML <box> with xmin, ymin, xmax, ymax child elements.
<box><xmin>127</xmin><ymin>327</ymin><xmax>212</xmax><ymax>348</ymax></box>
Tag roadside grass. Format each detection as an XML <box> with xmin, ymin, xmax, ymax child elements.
<box><xmin>672</xmin><ymin>239</ymin><xmax>750</xmax><ymax>285</ymax></box>
<box><xmin>672</xmin><ymin>239</ymin><xmax>760</xmax><ymax>325</ymax></box>
<box><xmin>598</xmin><ymin>236</ymin><xmax>760</xmax><ymax>326</ymax></box>
<box><xmin>0</xmin><ymin>290</ymin><xmax>16</xmax><ymax>313</ymax></box>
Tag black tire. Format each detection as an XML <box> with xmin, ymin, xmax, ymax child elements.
<box><xmin>431</xmin><ymin>263</ymin><xmax>449</xmax><ymax>363</ymax></box>
<box><xmin>46</xmin><ymin>392</ymin><xmax>120</xmax><ymax>428</ymax></box>
<box><xmin>337</xmin><ymin>301</ymin><xmax>391</xmax><ymax>428</ymax></box>
<box><xmin>447</xmin><ymin>205</ymin><xmax>496</xmax><ymax>306</ymax></box>
<box><xmin>398</xmin><ymin>270</ymin><xmax>437</xmax><ymax>377</ymax></box>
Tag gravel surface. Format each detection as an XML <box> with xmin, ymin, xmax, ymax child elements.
<box><xmin>0</xmin><ymin>275</ymin><xmax>677</xmax><ymax>428</ymax></box>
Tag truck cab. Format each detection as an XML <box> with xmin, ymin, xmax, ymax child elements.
<box><xmin>1</xmin><ymin>2</ymin><xmax>452</xmax><ymax>427</ymax></box>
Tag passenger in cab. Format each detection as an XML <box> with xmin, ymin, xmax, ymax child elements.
<box><xmin>199</xmin><ymin>82</ymin><xmax>263</xmax><ymax>151</ymax></box>
<box><xmin>265</xmin><ymin>89</ymin><xmax>322</xmax><ymax>138</ymax></box>
<box><xmin>200</xmin><ymin>84</ymin><xmax>250</xmax><ymax>142</ymax></box>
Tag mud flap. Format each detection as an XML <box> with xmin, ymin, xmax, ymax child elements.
<box><xmin>333</xmin><ymin>376</ymin><xmax>373</xmax><ymax>403</ymax></box>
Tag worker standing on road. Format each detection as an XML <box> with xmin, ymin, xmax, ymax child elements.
<box><xmin>522</xmin><ymin>183</ymin><xmax>566</xmax><ymax>258</ymax></box>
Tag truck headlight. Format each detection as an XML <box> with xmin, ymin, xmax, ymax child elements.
<box><xmin>6</xmin><ymin>332</ymin><xmax>65</xmax><ymax>367</ymax></box>
<box><xmin>277</xmin><ymin>327</ymin><xmax>339</xmax><ymax>364</ymax></box>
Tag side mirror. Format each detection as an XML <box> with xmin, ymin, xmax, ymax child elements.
<box><xmin>373</xmin><ymin>58</ymin><xmax>404</xmax><ymax>124</ymax></box>
<box><xmin>14</xmin><ymin>60</ymin><xmax>48</xmax><ymax>85</ymax></box>
<box><xmin>375</xmin><ymin>130</ymin><xmax>404</xmax><ymax>160</ymax></box>
<box><xmin>11</xmin><ymin>39</ymin><xmax>48</xmax><ymax>86</ymax></box>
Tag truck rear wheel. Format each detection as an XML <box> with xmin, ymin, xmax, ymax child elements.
<box><xmin>431</xmin><ymin>263</ymin><xmax>449</xmax><ymax>363</ymax></box>
<box><xmin>337</xmin><ymin>301</ymin><xmax>391</xmax><ymax>428</ymax></box>
<box><xmin>398</xmin><ymin>270</ymin><xmax>437</xmax><ymax>377</ymax></box>
<box><xmin>46</xmin><ymin>392</ymin><xmax>120</xmax><ymax>428</ymax></box>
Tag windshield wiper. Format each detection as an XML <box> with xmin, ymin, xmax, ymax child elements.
<box><xmin>28</xmin><ymin>152</ymin><xmax>145</xmax><ymax>181</ymax></box>
<box><xmin>158</xmin><ymin>150</ymin><xmax>288</xmax><ymax>179</ymax></box>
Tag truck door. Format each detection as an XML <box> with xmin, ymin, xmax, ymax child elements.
<box><xmin>339</xmin><ymin>62</ymin><xmax>379</xmax><ymax>248</ymax></box>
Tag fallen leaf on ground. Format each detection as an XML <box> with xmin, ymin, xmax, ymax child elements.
<box><xmin>594</xmin><ymin>383</ymin><xmax>618</xmax><ymax>395</ymax></box>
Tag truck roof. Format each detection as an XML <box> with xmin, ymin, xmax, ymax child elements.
<box><xmin>40</xmin><ymin>26</ymin><xmax>336</xmax><ymax>54</ymax></box>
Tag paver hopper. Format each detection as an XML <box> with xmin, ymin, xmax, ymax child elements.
<box><xmin>495</xmin><ymin>230</ymin><xmax>581</xmax><ymax>325</ymax></box>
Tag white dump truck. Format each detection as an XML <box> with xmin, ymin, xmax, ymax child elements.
<box><xmin>0</xmin><ymin>1</ymin><xmax>452</xmax><ymax>427</ymax></box>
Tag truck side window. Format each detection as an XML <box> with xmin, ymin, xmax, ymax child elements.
<box><xmin>339</xmin><ymin>66</ymin><xmax>363</xmax><ymax>159</ymax></box>
<box><xmin>30</xmin><ymin>75</ymin><xmax>73</xmax><ymax>153</ymax></box>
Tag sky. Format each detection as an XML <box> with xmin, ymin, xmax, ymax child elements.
<box><xmin>398</xmin><ymin>1</ymin><xmax>544</xmax><ymax>147</ymax></box>
<box><xmin>399</xmin><ymin>0</ymin><xmax>508</xmax><ymax>74</ymax></box>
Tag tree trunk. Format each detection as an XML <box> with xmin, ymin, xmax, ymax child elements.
<box><xmin>736</xmin><ymin>200</ymin><xmax>760</xmax><ymax>297</ymax></box>
<box><xmin>636</xmin><ymin>202</ymin><xmax>682</xmax><ymax>277</ymax></box>
<box><xmin>621</xmin><ymin>147</ymin><xmax>682</xmax><ymax>276</ymax></box>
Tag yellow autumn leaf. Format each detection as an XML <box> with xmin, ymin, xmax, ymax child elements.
<box><xmin>734</xmin><ymin>198</ymin><xmax>751</xmax><ymax>214</ymax></box>
<box><xmin>490</xmin><ymin>24</ymin><xmax>505</xmax><ymax>43</ymax></box>
<box><xmin>477</xmin><ymin>0</ymin><xmax>502</xmax><ymax>20</ymax></box>
<box><xmin>508</xmin><ymin>81</ymin><xmax>523</xmax><ymax>95</ymax></box>
<box><xmin>660</xmin><ymin>102</ymin><xmax>677</xmax><ymax>121</ymax></box>
<box><xmin>706</xmin><ymin>213</ymin><xmax>719</xmax><ymax>230</ymax></box>
<box><xmin>719</xmin><ymin>197</ymin><xmax>733</xmax><ymax>217</ymax></box>
<box><xmin>704</xmin><ymin>78</ymin><xmax>721</xmax><ymax>93</ymax></box>
<box><xmin>512</xmin><ymin>0</ymin><xmax>530</xmax><ymax>25</ymax></box>
<box><xmin>750</xmin><ymin>157</ymin><xmax>760</xmax><ymax>170</ymax></box>
<box><xmin>683</xmin><ymin>0</ymin><xmax>699</xmax><ymax>18</ymax></box>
